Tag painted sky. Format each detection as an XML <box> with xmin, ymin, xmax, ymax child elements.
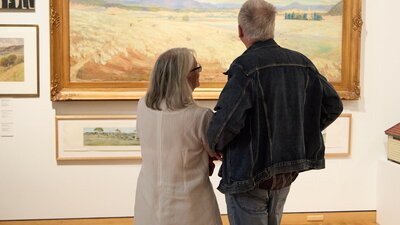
<box><xmin>0</xmin><ymin>38</ymin><xmax>24</xmax><ymax>48</ymax></box>
<box><xmin>197</xmin><ymin>0</ymin><xmax>340</xmax><ymax>5</ymax></box>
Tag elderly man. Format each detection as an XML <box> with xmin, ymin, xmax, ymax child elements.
<box><xmin>207</xmin><ymin>1</ymin><xmax>343</xmax><ymax>225</ymax></box>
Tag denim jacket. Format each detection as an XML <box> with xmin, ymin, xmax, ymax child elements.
<box><xmin>207</xmin><ymin>39</ymin><xmax>343</xmax><ymax>194</ymax></box>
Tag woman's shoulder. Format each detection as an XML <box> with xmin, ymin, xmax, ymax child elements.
<box><xmin>138</xmin><ymin>97</ymin><xmax>145</xmax><ymax>107</ymax></box>
<box><xmin>188</xmin><ymin>103</ymin><xmax>213</xmax><ymax>118</ymax></box>
<box><xmin>137</xmin><ymin>97</ymin><xmax>155</xmax><ymax>116</ymax></box>
<box><xmin>189</xmin><ymin>103</ymin><xmax>211</xmax><ymax>112</ymax></box>
<box><xmin>137</xmin><ymin>97</ymin><xmax>146</xmax><ymax>112</ymax></box>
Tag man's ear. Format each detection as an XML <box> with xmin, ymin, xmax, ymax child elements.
<box><xmin>238</xmin><ymin>25</ymin><xmax>244</xmax><ymax>38</ymax></box>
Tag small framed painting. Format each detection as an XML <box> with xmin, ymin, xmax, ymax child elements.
<box><xmin>0</xmin><ymin>25</ymin><xmax>39</xmax><ymax>96</ymax></box>
<box><xmin>55</xmin><ymin>115</ymin><xmax>141</xmax><ymax>160</ymax></box>
<box><xmin>0</xmin><ymin>0</ymin><xmax>35</xmax><ymax>12</ymax></box>
<box><xmin>323</xmin><ymin>113</ymin><xmax>352</xmax><ymax>157</ymax></box>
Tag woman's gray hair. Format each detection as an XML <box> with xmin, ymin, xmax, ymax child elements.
<box><xmin>145</xmin><ymin>48</ymin><xmax>195</xmax><ymax>111</ymax></box>
<box><xmin>238</xmin><ymin>0</ymin><xmax>276</xmax><ymax>42</ymax></box>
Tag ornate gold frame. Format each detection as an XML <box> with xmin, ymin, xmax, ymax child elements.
<box><xmin>50</xmin><ymin>0</ymin><xmax>362</xmax><ymax>101</ymax></box>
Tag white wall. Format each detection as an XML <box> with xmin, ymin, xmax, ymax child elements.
<box><xmin>1</xmin><ymin>0</ymin><xmax>400</xmax><ymax>221</ymax></box>
<box><xmin>377</xmin><ymin>160</ymin><xmax>400</xmax><ymax>225</ymax></box>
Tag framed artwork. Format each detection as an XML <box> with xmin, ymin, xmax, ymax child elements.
<box><xmin>0</xmin><ymin>25</ymin><xmax>39</xmax><ymax>96</ymax></box>
<box><xmin>50</xmin><ymin>0</ymin><xmax>362</xmax><ymax>101</ymax></box>
<box><xmin>323</xmin><ymin>113</ymin><xmax>352</xmax><ymax>157</ymax></box>
<box><xmin>0</xmin><ymin>0</ymin><xmax>35</xmax><ymax>11</ymax></box>
<box><xmin>55</xmin><ymin>115</ymin><xmax>141</xmax><ymax>160</ymax></box>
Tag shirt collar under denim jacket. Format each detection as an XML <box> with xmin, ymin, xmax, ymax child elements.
<box><xmin>207</xmin><ymin>39</ymin><xmax>343</xmax><ymax>194</ymax></box>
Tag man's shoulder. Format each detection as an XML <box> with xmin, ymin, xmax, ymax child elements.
<box><xmin>232</xmin><ymin>46</ymin><xmax>317</xmax><ymax>74</ymax></box>
<box><xmin>277</xmin><ymin>46</ymin><xmax>315</xmax><ymax>65</ymax></box>
<box><xmin>280</xmin><ymin>46</ymin><xmax>306</xmax><ymax>57</ymax></box>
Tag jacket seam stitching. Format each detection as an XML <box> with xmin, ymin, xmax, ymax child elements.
<box><xmin>212</xmin><ymin>79</ymin><xmax>251</xmax><ymax>148</ymax></box>
<box><xmin>244</xmin><ymin>64</ymin><xmax>315</xmax><ymax>77</ymax></box>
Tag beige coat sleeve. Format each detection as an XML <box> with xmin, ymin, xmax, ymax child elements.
<box><xmin>199</xmin><ymin>109</ymin><xmax>216</xmax><ymax>157</ymax></box>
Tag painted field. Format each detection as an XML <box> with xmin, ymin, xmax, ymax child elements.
<box><xmin>83</xmin><ymin>127</ymin><xmax>139</xmax><ymax>146</ymax></box>
<box><xmin>69</xmin><ymin>1</ymin><xmax>342</xmax><ymax>84</ymax></box>
<box><xmin>0</xmin><ymin>38</ymin><xmax>24</xmax><ymax>82</ymax></box>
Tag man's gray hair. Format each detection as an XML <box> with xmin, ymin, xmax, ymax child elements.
<box><xmin>145</xmin><ymin>48</ymin><xmax>195</xmax><ymax>110</ymax></box>
<box><xmin>238</xmin><ymin>0</ymin><xmax>276</xmax><ymax>42</ymax></box>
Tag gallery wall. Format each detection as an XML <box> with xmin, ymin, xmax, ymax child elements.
<box><xmin>1</xmin><ymin>0</ymin><xmax>400</xmax><ymax>220</ymax></box>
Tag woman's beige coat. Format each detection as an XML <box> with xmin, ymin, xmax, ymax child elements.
<box><xmin>134</xmin><ymin>98</ymin><xmax>222</xmax><ymax>225</ymax></box>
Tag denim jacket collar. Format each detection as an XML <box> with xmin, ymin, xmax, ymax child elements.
<box><xmin>223</xmin><ymin>39</ymin><xmax>279</xmax><ymax>75</ymax></box>
<box><xmin>245</xmin><ymin>39</ymin><xmax>279</xmax><ymax>53</ymax></box>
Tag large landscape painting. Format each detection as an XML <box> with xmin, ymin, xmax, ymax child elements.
<box><xmin>50</xmin><ymin>0</ymin><xmax>361</xmax><ymax>100</ymax></box>
<box><xmin>69</xmin><ymin>0</ymin><xmax>342</xmax><ymax>84</ymax></box>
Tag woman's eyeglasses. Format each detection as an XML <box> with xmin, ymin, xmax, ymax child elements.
<box><xmin>190</xmin><ymin>64</ymin><xmax>202</xmax><ymax>73</ymax></box>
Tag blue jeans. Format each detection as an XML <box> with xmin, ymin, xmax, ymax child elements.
<box><xmin>225</xmin><ymin>186</ymin><xmax>291</xmax><ymax>225</ymax></box>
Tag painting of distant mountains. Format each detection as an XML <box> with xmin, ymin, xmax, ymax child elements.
<box><xmin>68</xmin><ymin>0</ymin><xmax>344</xmax><ymax>85</ymax></box>
<box><xmin>0</xmin><ymin>0</ymin><xmax>35</xmax><ymax>11</ymax></box>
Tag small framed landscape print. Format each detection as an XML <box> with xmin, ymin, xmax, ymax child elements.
<box><xmin>0</xmin><ymin>25</ymin><xmax>39</xmax><ymax>96</ymax></box>
<box><xmin>55</xmin><ymin>115</ymin><xmax>141</xmax><ymax>160</ymax></box>
<box><xmin>0</xmin><ymin>0</ymin><xmax>35</xmax><ymax>12</ymax></box>
<box><xmin>323</xmin><ymin>113</ymin><xmax>352</xmax><ymax>157</ymax></box>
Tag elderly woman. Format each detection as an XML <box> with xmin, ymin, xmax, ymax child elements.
<box><xmin>134</xmin><ymin>48</ymin><xmax>222</xmax><ymax>225</ymax></box>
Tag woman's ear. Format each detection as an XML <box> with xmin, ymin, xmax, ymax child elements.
<box><xmin>187</xmin><ymin>72</ymin><xmax>199</xmax><ymax>91</ymax></box>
